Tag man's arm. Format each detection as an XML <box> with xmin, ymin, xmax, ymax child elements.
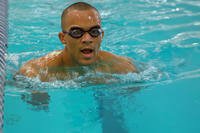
<box><xmin>19</xmin><ymin>60</ymin><xmax>39</xmax><ymax>78</ymax></box>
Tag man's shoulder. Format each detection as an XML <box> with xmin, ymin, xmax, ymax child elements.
<box><xmin>99</xmin><ymin>51</ymin><xmax>118</xmax><ymax>60</ymax></box>
<box><xmin>33</xmin><ymin>50</ymin><xmax>63</xmax><ymax>67</ymax></box>
<box><xmin>98</xmin><ymin>50</ymin><xmax>137</xmax><ymax>73</ymax></box>
<box><xmin>40</xmin><ymin>50</ymin><xmax>63</xmax><ymax>66</ymax></box>
<box><xmin>99</xmin><ymin>50</ymin><xmax>131</xmax><ymax>63</ymax></box>
<box><xmin>19</xmin><ymin>50</ymin><xmax>63</xmax><ymax>77</ymax></box>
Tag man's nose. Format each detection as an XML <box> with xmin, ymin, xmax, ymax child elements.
<box><xmin>81</xmin><ymin>32</ymin><xmax>93</xmax><ymax>44</ymax></box>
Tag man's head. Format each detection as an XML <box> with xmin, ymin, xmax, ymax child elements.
<box><xmin>59</xmin><ymin>2</ymin><xmax>104</xmax><ymax>66</ymax></box>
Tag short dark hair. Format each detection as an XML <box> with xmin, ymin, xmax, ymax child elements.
<box><xmin>61</xmin><ymin>2</ymin><xmax>100</xmax><ymax>30</ymax></box>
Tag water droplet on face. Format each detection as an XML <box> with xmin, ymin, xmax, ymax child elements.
<box><xmin>75</xmin><ymin>14</ymin><xmax>80</xmax><ymax>18</ymax></box>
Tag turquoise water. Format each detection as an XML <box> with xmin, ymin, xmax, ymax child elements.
<box><xmin>4</xmin><ymin>0</ymin><xmax>200</xmax><ymax>133</ymax></box>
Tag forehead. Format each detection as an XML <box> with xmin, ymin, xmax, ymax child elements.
<box><xmin>63</xmin><ymin>9</ymin><xmax>101</xmax><ymax>29</ymax></box>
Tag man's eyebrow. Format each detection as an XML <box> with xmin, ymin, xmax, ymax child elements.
<box><xmin>91</xmin><ymin>25</ymin><xmax>101</xmax><ymax>28</ymax></box>
<box><xmin>69</xmin><ymin>26</ymin><xmax>83</xmax><ymax>29</ymax></box>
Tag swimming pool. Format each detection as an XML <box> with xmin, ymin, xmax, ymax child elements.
<box><xmin>4</xmin><ymin>0</ymin><xmax>200</xmax><ymax>132</ymax></box>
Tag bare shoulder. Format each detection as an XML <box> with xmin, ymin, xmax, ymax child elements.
<box><xmin>19</xmin><ymin>50</ymin><xmax>63</xmax><ymax>77</ymax></box>
<box><xmin>99</xmin><ymin>51</ymin><xmax>132</xmax><ymax>62</ymax></box>
<box><xmin>99</xmin><ymin>51</ymin><xmax>137</xmax><ymax>73</ymax></box>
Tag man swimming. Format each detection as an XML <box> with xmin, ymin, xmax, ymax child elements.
<box><xmin>19</xmin><ymin>2</ymin><xmax>137</xmax><ymax>82</ymax></box>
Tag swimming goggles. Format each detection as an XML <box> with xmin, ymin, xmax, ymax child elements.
<box><xmin>63</xmin><ymin>26</ymin><xmax>103</xmax><ymax>38</ymax></box>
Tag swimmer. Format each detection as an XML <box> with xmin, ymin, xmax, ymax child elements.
<box><xmin>19</xmin><ymin>2</ymin><xmax>137</xmax><ymax>81</ymax></box>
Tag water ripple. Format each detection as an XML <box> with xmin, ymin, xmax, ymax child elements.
<box><xmin>169</xmin><ymin>31</ymin><xmax>200</xmax><ymax>48</ymax></box>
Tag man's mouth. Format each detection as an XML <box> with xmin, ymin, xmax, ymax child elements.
<box><xmin>80</xmin><ymin>48</ymin><xmax>94</xmax><ymax>58</ymax></box>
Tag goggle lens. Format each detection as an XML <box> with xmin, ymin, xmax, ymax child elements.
<box><xmin>63</xmin><ymin>26</ymin><xmax>102</xmax><ymax>38</ymax></box>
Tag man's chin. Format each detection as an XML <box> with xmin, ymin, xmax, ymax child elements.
<box><xmin>78</xmin><ymin>59</ymin><xmax>96</xmax><ymax>66</ymax></box>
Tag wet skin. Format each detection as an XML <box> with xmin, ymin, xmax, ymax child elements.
<box><xmin>19</xmin><ymin>9</ymin><xmax>137</xmax><ymax>82</ymax></box>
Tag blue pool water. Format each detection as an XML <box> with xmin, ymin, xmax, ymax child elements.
<box><xmin>4</xmin><ymin>0</ymin><xmax>200</xmax><ymax>133</ymax></box>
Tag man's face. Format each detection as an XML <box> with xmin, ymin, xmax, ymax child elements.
<box><xmin>61</xmin><ymin>9</ymin><xmax>104</xmax><ymax>66</ymax></box>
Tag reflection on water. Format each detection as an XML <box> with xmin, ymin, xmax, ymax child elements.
<box><xmin>94</xmin><ymin>86</ymin><xmax>141</xmax><ymax>133</ymax></box>
<box><xmin>21</xmin><ymin>91</ymin><xmax>50</xmax><ymax>111</ymax></box>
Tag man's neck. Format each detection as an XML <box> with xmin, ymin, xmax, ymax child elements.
<box><xmin>61</xmin><ymin>47</ymin><xmax>100</xmax><ymax>68</ymax></box>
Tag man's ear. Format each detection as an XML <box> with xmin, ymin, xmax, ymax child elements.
<box><xmin>58</xmin><ymin>32</ymin><xmax>66</xmax><ymax>44</ymax></box>
<box><xmin>101</xmin><ymin>30</ymin><xmax>104</xmax><ymax>39</ymax></box>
